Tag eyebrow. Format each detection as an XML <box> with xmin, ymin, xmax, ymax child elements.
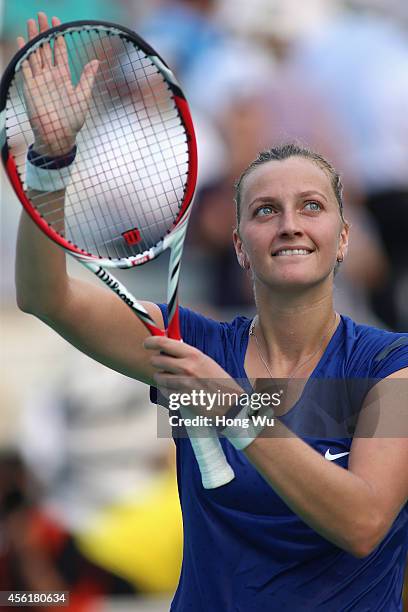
<box><xmin>248</xmin><ymin>191</ymin><xmax>328</xmax><ymax>209</ymax></box>
<box><xmin>299</xmin><ymin>190</ymin><xmax>328</xmax><ymax>201</ymax></box>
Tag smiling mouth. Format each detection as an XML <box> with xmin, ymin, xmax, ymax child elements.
<box><xmin>273</xmin><ymin>249</ymin><xmax>314</xmax><ymax>257</ymax></box>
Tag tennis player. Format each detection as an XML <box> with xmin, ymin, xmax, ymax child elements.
<box><xmin>16</xmin><ymin>13</ymin><xmax>408</xmax><ymax>612</ymax></box>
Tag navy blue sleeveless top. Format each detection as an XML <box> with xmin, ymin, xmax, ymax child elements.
<box><xmin>151</xmin><ymin>307</ymin><xmax>408</xmax><ymax>611</ymax></box>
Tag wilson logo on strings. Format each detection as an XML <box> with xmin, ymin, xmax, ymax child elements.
<box><xmin>122</xmin><ymin>228</ymin><xmax>141</xmax><ymax>245</ymax></box>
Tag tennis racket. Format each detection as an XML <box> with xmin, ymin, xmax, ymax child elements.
<box><xmin>0</xmin><ymin>19</ymin><xmax>234</xmax><ymax>489</ymax></box>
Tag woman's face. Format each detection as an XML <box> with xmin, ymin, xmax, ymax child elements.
<box><xmin>233</xmin><ymin>157</ymin><xmax>349</xmax><ymax>293</ymax></box>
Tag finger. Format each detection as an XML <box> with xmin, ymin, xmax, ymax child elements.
<box><xmin>38</xmin><ymin>11</ymin><xmax>50</xmax><ymax>31</ymax></box>
<box><xmin>52</xmin><ymin>17</ymin><xmax>69</xmax><ymax>69</ymax></box>
<box><xmin>150</xmin><ymin>354</ymin><xmax>184</xmax><ymax>374</ymax></box>
<box><xmin>16</xmin><ymin>35</ymin><xmax>26</xmax><ymax>50</ymax></box>
<box><xmin>153</xmin><ymin>373</ymin><xmax>185</xmax><ymax>390</ymax></box>
<box><xmin>27</xmin><ymin>19</ymin><xmax>42</xmax><ymax>75</ymax></box>
<box><xmin>20</xmin><ymin>57</ymin><xmax>33</xmax><ymax>81</ymax></box>
<box><xmin>37</xmin><ymin>12</ymin><xmax>52</xmax><ymax>67</ymax></box>
<box><xmin>16</xmin><ymin>37</ymin><xmax>33</xmax><ymax>80</ymax></box>
<box><xmin>76</xmin><ymin>59</ymin><xmax>99</xmax><ymax>101</ymax></box>
<box><xmin>27</xmin><ymin>18</ymin><xmax>39</xmax><ymax>41</ymax></box>
<box><xmin>144</xmin><ymin>336</ymin><xmax>188</xmax><ymax>357</ymax></box>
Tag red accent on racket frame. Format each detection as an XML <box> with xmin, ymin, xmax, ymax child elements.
<box><xmin>173</xmin><ymin>95</ymin><xmax>198</xmax><ymax>224</ymax></box>
<box><xmin>167</xmin><ymin>299</ymin><xmax>181</xmax><ymax>340</ymax></box>
<box><xmin>5</xmin><ymin>154</ymin><xmax>93</xmax><ymax>258</ymax></box>
<box><xmin>7</xmin><ymin>152</ymin><xmax>167</xmax><ymax>336</ymax></box>
<box><xmin>143</xmin><ymin>319</ymin><xmax>167</xmax><ymax>337</ymax></box>
<box><xmin>130</xmin><ymin>254</ymin><xmax>152</xmax><ymax>266</ymax></box>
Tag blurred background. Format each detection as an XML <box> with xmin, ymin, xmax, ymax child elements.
<box><xmin>1</xmin><ymin>1</ymin><xmax>407</xmax><ymax>610</ymax></box>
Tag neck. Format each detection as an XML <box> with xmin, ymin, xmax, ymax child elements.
<box><xmin>253</xmin><ymin>283</ymin><xmax>338</xmax><ymax>366</ymax></box>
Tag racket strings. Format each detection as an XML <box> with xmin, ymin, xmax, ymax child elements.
<box><xmin>83</xmin><ymin>31</ymin><xmax>161</xmax><ymax>258</ymax></box>
<box><xmin>70</xmin><ymin>30</ymin><xmax>183</xmax><ymax>257</ymax></box>
<box><xmin>82</xmin><ymin>32</ymin><xmax>186</xmax><ymax>253</ymax></box>
<box><xmin>32</xmin><ymin>156</ymin><xmax>187</xmax><ymax>212</ymax></box>
<box><xmin>31</xmin><ymin>156</ymin><xmax>187</xmax><ymax>227</ymax></box>
<box><xmin>69</xmin><ymin>33</ymin><xmax>141</xmax><ymax>258</ymax></box>
<box><xmin>7</xmin><ymin>85</ymin><xmax>182</xmax><ymax>147</ymax></box>
<box><xmin>11</xmin><ymin>43</ymin><xmax>187</xmax><ymax>197</ymax></box>
<box><xmin>104</xmin><ymin>33</ymin><xmax>191</xmax><ymax>247</ymax></box>
<box><xmin>10</xmin><ymin>49</ymin><xmax>125</xmax><ymax>258</ymax></box>
<box><xmin>7</xmin><ymin>26</ymin><xmax>190</xmax><ymax>259</ymax></box>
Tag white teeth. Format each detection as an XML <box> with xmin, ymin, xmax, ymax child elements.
<box><xmin>275</xmin><ymin>249</ymin><xmax>311</xmax><ymax>256</ymax></box>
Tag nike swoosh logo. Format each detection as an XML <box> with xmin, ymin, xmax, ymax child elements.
<box><xmin>325</xmin><ymin>449</ymin><xmax>350</xmax><ymax>461</ymax></box>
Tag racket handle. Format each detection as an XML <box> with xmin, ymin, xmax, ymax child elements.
<box><xmin>81</xmin><ymin>261</ymin><xmax>235</xmax><ymax>488</ymax></box>
<box><xmin>179</xmin><ymin>408</ymin><xmax>235</xmax><ymax>489</ymax></box>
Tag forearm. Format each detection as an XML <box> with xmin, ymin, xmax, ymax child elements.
<box><xmin>15</xmin><ymin>196</ymin><xmax>68</xmax><ymax>315</ymax></box>
<box><xmin>244</xmin><ymin>420</ymin><xmax>382</xmax><ymax>557</ymax></box>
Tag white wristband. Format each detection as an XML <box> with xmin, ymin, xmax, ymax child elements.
<box><xmin>223</xmin><ymin>405</ymin><xmax>274</xmax><ymax>451</ymax></box>
<box><xmin>25</xmin><ymin>145</ymin><xmax>77</xmax><ymax>192</ymax></box>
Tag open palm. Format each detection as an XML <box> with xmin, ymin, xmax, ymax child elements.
<box><xmin>18</xmin><ymin>14</ymin><xmax>99</xmax><ymax>157</ymax></box>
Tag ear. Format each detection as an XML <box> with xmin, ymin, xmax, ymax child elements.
<box><xmin>337</xmin><ymin>221</ymin><xmax>350</xmax><ymax>263</ymax></box>
<box><xmin>233</xmin><ymin>228</ymin><xmax>250</xmax><ymax>270</ymax></box>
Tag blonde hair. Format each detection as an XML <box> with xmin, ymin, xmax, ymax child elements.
<box><xmin>234</xmin><ymin>143</ymin><xmax>345</xmax><ymax>227</ymax></box>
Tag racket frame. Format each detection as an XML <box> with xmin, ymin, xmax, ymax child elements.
<box><xmin>0</xmin><ymin>20</ymin><xmax>235</xmax><ymax>489</ymax></box>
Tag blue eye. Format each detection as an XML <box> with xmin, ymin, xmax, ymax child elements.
<box><xmin>255</xmin><ymin>205</ymin><xmax>274</xmax><ymax>217</ymax></box>
<box><xmin>304</xmin><ymin>201</ymin><xmax>322</xmax><ymax>212</ymax></box>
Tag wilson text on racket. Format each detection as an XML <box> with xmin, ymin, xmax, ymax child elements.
<box><xmin>95</xmin><ymin>267</ymin><xmax>136</xmax><ymax>306</ymax></box>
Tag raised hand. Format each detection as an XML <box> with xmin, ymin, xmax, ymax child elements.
<box><xmin>17</xmin><ymin>13</ymin><xmax>99</xmax><ymax>156</ymax></box>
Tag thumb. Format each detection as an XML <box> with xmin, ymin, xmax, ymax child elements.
<box><xmin>76</xmin><ymin>59</ymin><xmax>99</xmax><ymax>100</ymax></box>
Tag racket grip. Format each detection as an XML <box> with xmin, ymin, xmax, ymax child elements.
<box><xmin>179</xmin><ymin>408</ymin><xmax>235</xmax><ymax>489</ymax></box>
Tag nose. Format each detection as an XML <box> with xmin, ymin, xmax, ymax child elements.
<box><xmin>277</xmin><ymin>208</ymin><xmax>304</xmax><ymax>237</ymax></box>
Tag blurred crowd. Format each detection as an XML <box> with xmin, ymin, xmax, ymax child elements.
<box><xmin>1</xmin><ymin>0</ymin><xmax>407</xmax><ymax>610</ymax></box>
